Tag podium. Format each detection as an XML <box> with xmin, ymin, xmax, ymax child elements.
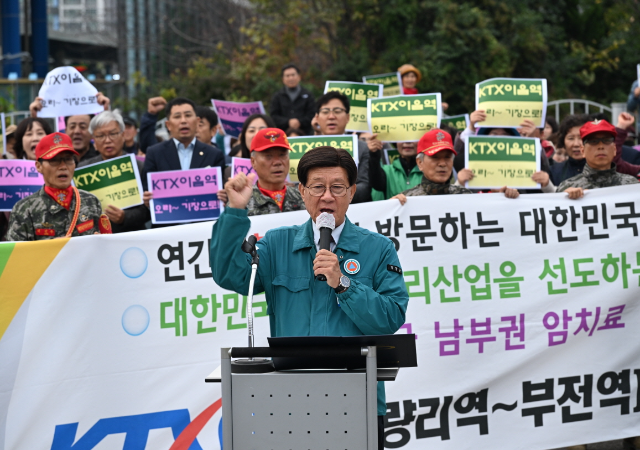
<box><xmin>206</xmin><ymin>334</ymin><xmax>417</xmax><ymax>450</ymax></box>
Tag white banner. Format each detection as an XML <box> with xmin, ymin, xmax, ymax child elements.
<box><xmin>37</xmin><ymin>66</ymin><xmax>104</xmax><ymax>118</ymax></box>
<box><xmin>1</xmin><ymin>185</ymin><xmax>640</xmax><ymax>450</ymax></box>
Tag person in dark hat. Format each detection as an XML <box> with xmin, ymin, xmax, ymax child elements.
<box><xmin>6</xmin><ymin>132</ymin><xmax>110</xmax><ymax>241</ymax></box>
<box><xmin>392</xmin><ymin>129</ymin><xmax>519</xmax><ymax>204</ymax></box>
<box><xmin>558</xmin><ymin>119</ymin><xmax>639</xmax><ymax>199</ymax></box>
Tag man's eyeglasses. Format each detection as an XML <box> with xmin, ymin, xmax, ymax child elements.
<box><xmin>318</xmin><ymin>107</ymin><xmax>347</xmax><ymax>117</ymax></box>
<box><xmin>94</xmin><ymin>131</ymin><xmax>123</xmax><ymax>142</ymax></box>
<box><xmin>305</xmin><ymin>184</ymin><xmax>350</xmax><ymax>197</ymax></box>
<box><xmin>42</xmin><ymin>156</ymin><xmax>76</xmax><ymax>167</ymax></box>
<box><xmin>583</xmin><ymin>137</ymin><xmax>614</xmax><ymax>145</ymax></box>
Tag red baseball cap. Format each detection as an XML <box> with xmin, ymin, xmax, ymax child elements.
<box><xmin>580</xmin><ymin>119</ymin><xmax>617</xmax><ymax>140</ymax></box>
<box><xmin>417</xmin><ymin>129</ymin><xmax>456</xmax><ymax>156</ymax></box>
<box><xmin>250</xmin><ymin>128</ymin><xmax>291</xmax><ymax>152</ymax></box>
<box><xmin>35</xmin><ymin>132</ymin><xmax>79</xmax><ymax>160</ymax></box>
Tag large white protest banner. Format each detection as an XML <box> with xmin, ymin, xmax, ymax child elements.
<box><xmin>37</xmin><ymin>66</ymin><xmax>105</xmax><ymax>118</ymax></box>
<box><xmin>1</xmin><ymin>185</ymin><xmax>639</xmax><ymax>450</ymax></box>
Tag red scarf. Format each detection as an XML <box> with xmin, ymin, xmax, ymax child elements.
<box><xmin>44</xmin><ymin>186</ymin><xmax>73</xmax><ymax>210</ymax></box>
<box><xmin>403</xmin><ymin>87</ymin><xmax>419</xmax><ymax>95</ymax></box>
<box><xmin>258</xmin><ymin>183</ymin><xmax>287</xmax><ymax>211</ymax></box>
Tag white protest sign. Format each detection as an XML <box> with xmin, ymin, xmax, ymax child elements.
<box><xmin>37</xmin><ymin>66</ymin><xmax>104</xmax><ymax>118</ymax></box>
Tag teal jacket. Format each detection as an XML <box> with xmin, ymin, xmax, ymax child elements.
<box><xmin>210</xmin><ymin>207</ymin><xmax>409</xmax><ymax>415</ymax></box>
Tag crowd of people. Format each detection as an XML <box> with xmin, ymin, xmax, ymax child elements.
<box><xmin>1</xmin><ymin>63</ymin><xmax>639</xmax><ymax>450</ymax></box>
<box><xmin>1</xmin><ymin>62</ymin><xmax>639</xmax><ymax>245</ymax></box>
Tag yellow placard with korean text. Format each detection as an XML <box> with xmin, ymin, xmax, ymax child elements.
<box><xmin>475</xmin><ymin>78</ymin><xmax>547</xmax><ymax>128</ymax></box>
<box><xmin>287</xmin><ymin>135</ymin><xmax>359</xmax><ymax>182</ymax></box>
<box><xmin>464</xmin><ymin>135</ymin><xmax>541</xmax><ymax>189</ymax></box>
<box><xmin>324</xmin><ymin>81</ymin><xmax>383</xmax><ymax>132</ymax></box>
<box><xmin>367</xmin><ymin>93</ymin><xmax>441</xmax><ymax>142</ymax></box>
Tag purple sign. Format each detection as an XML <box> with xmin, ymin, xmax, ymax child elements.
<box><xmin>231</xmin><ymin>157</ymin><xmax>258</xmax><ymax>185</ymax></box>
<box><xmin>0</xmin><ymin>160</ymin><xmax>44</xmax><ymax>211</ymax></box>
<box><xmin>148</xmin><ymin>167</ymin><xmax>223</xmax><ymax>224</ymax></box>
<box><xmin>211</xmin><ymin>99</ymin><xmax>265</xmax><ymax>138</ymax></box>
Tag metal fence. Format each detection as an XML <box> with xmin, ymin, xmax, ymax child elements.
<box><xmin>546</xmin><ymin>99</ymin><xmax>612</xmax><ymax>122</ymax></box>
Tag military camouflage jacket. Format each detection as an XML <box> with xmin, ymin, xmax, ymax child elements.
<box><xmin>246</xmin><ymin>185</ymin><xmax>306</xmax><ymax>216</ymax></box>
<box><xmin>402</xmin><ymin>176</ymin><xmax>472</xmax><ymax>196</ymax></box>
<box><xmin>7</xmin><ymin>187</ymin><xmax>103</xmax><ymax>241</ymax></box>
<box><xmin>557</xmin><ymin>164</ymin><xmax>639</xmax><ymax>192</ymax></box>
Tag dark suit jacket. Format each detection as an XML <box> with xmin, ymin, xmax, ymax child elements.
<box><xmin>142</xmin><ymin>138</ymin><xmax>226</xmax><ymax>191</ymax></box>
<box><xmin>269</xmin><ymin>86</ymin><xmax>316</xmax><ymax>135</ymax></box>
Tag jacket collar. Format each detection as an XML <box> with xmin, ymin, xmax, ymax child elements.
<box><xmin>583</xmin><ymin>162</ymin><xmax>616</xmax><ymax>178</ymax></box>
<box><xmin>293</xmin><ymin>216</ymin><xmax>360</xmax><ymax>253</ymax></box>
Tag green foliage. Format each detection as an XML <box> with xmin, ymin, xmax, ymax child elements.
<box><xmin>147</xmin><ymin>0</ymin><xmax>640</xmax><ymax>114</ymax></box>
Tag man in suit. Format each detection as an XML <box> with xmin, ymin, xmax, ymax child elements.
<box><xmin>142</xmin><ymin>98</ymin><xmax>226</xmax><ymax>208</ymax></box>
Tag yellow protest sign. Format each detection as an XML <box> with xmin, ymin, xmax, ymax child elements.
<box><xmin>464</xmin><ymin>135</ymin><xmax>541</xmax><ymax>189</ymax></box>
<box><xmin>367</xmin><ymin>93</ymin><xmax>441</xmax><ymax>142</ymax></box>
<box><xmin>324</xmin><ymin>81</ymin><xmax>382</xmax><ymax>132</ymax></box>
<box><xmin>476</xmin><ymin>78</ymin><xmax>547</xmax><ymax>128</ymax></box>
<box><xmin>73</xmin><ymin>154</ymin><xmax>144</xmax><ymax>211</ymax></box>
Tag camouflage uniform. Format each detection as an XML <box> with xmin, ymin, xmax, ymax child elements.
<box><xmin>402</xmin><ymin>176</ymin><xmax>472</xmax><ymax>196</ymax></box>
<box><xmin>246</xmin><ymin>185</ymin><xmax>306</xmax><ymax>216</ymax></box>
<box><xmin>557</xmin><ymin>164</ymin><xmax>639</xmax><ymax>192</ymax></box>
<box><xmin>7</xmin><ymin>187</ymin><xmax>103</xmax><ymax>241</ymax></box>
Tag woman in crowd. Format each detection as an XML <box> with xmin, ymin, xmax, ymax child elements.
<box><xmin>13</xmin><ymin>117</ymin><xmax>53</xmax><ymax>160</ymax></box>
<box><xmin>229</xmin><ymin>114</ymin><xmax>276</xmax><ymax>159</ymax></box>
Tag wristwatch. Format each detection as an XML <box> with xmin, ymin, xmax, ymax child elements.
<box><xmin>335</xmin><ymin>275</ymin><xmax>351</xmax><ymax>294</ymax></box>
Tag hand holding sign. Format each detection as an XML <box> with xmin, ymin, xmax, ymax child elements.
<box><xmin>36</xmin><ymin>66</ymin><xmax>108</xmax><ymax>118</ymax></box>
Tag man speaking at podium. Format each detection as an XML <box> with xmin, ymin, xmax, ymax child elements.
<box><xmin>210</xmin><ymin>146</ymin><xmax>409</xmax><ymax>449</ymax></box>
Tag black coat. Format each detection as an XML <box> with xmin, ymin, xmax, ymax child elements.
<box><xmin>269</xmin><ymin>86</ymin><xmax>316</xmax><ymax>135</ymax></box>
<box><xmin>142</xmin><ymin>139</ymin><xmax>226</xmax><ymax>191</ymax></box>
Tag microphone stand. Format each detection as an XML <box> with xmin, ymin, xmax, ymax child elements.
<box><xmin>232</xmin><ymin>235</ymin><xmax>274</xmax><ymax>373</ymax></box>
<box><xmin>241</xmin><ymin>235</ymin><xmax>259</xmax><ymax>350</ymax></box>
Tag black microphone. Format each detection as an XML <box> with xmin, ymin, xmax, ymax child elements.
<box><xmin>316</xmin><ymin>212</ymin><xmax>335</xmax><ymax>281</ymax></box>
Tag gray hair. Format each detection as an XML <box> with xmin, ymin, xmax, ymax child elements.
<box><xmin>416</xmin><ymin>151</ymin><xmax>454</xmax><ymax>161</ymax></box>
<box><xmin>89</xmin><ymin>111</ymin><xmax>125</xmax><ymax>135</ymax></box>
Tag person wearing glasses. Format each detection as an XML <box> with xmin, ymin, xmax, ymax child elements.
<box><xmin>218</xmin><ymin>127</ymin><xmax>305</xmax><ymax>215</ymax></box>
<box><xmin>6</xmin><ymin>132</ymin><xmax>108</xmax><ymax>241</ymax></box>
<box><xmin>211</xmin><ymin>146</ymin><xmax>408</xmax><ymax>450</ymax></box>
<box><xmin>77</xmin><ymin>112</ymin><xmax>150</xmax><ymax>233</ymax></box>
<box><xmin>314</xmin><ymin>91</ymin><xmax>372</xmax><ymax>203</ymax></box>
<box><xmin>558</xmin><ymin>119</ymin><xmax>639</xmax><ymax>199</ymax></box>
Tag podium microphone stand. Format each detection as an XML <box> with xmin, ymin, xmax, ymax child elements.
<box><xmin>206</xmin><ymin>236</ymin><xmax>417</xmax><ymax>449</ymax></box>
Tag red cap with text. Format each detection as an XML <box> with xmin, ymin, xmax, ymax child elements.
<box><xmin>417</xmin><ymin>129</ymin><xmax>456</xmax><ymax>156</ymax></box>
<box><xmin>580</xmin><ymin>119</ymin><xmax>617</xmax><ymax>140</ymax></box>
<box><xmin>250</xmin><ymin>128</ymin><xmax>291</xmax><ymax>152</ymax></box>
<box><xmin>35</xmin><ymin>132</ymin><xmax>79</xmax><ymax>160</ymax></box>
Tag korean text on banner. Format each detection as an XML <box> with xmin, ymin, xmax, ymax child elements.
<box><xmin>441</xmin><ymin>114</ymin><xmax>470</xmax><ymax>132</ymax></box>
<box><xmin>363</xmin><ymin>72</ymin><xmax>403</xmax><ymax>97</ymax></box>
<box><xmin>324</xmin><ymin>81</ymin><xmax>382</xmax><ymax>132</ymax></box>
<box><xmin>465</xmin><ymin>135</ymin><xmax>541</xmax><ymax>189</ymax></box>
<box><xmin>0</xmin><ymin>160</ymin><xmax>44</xmax><ymax>211</ymax></box>
<box><xmin>1</xmin><ymin>186</ymin><xmax>640</xmax><ymax>450</ymax></box>
<box><xmin>36</xmin><ymin>66</ymin><xmax>105</xmax><ymax>118</ymax></box>
<box><xmin>231</xmin><ymin>157</ymin><xmax>258</xmax><ymax>185</ymax></box>
<box><xmin>368</xmin><ymin>93</ymin><xmax>442</xmax><ymax>143</ymax></box>
<box><xmin>73</xmin><ymin>154</ymin><xmax>144</xmax><ymax>211</ymax></box>
<box><xmin>148</xmin><ymin>166</ymin><xmax>223</xmax><ymax>224</ymax></box>
<box><xmin>211</xmin><ymin>100</ymin><xmax>265</xmax><ymax>138</ymax></box>
<box><xmin>475</xmin><ymin>78</ymin><xmax>548</xmax><ymax>128</ymax></box>
<box><xmin>287</xmin><ymin>135</ymin><xmax>358</xmax><ymax>182</ymax></box>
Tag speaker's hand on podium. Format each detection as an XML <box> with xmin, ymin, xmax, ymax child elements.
<box><xmin>313</xmin><ymin>250</ymin><xmax>341</xmax><ymax>289</ymax></box>
<box><xmin>226</xmin><ymin>172</ymin><xmax>257</xmax><ymax>210</ymax></box>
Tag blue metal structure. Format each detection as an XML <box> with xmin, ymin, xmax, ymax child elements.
<box><xmin>31</xmin><ymin>0</ymin><xmax>49</xmax><ymax>78</ymax></box>
<box><xmin>1</xmin><ymin>0</ymin><xmax>22</xmax><ymax>77</ymax></box>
